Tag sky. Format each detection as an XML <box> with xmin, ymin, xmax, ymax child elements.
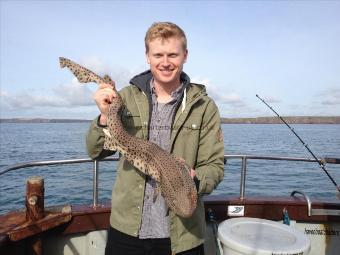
<box><xmin>1</xmin><ymin>0</ymin><xmax>340</xmax><ymax>119</ymax></box>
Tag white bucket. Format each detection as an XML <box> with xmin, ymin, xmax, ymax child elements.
<box><xmin>218</xmin><ymin>217</ymin><xmax>310</xmax><ymax>255</ymax></box>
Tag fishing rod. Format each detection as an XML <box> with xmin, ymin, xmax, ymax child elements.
<box><xmin>256</xmin><ymin>94</ymin><xmax>340</xmax><ymax>193</ymax></box>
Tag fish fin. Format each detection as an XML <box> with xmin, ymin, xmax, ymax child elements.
<box><xmin>174</xmin><ymin>156</ymin><xmax>191</xmax><ymax>173</ymax></box>
<box><xmin>142</xmin><ymin>164</ymin><xmax>161</xmax><ymax>183</ymax></box>
<box><xmin>103</xmin><ymin>75</ymin><xmax>114</xmax><ymax>85</ymax></box>
<box><xmin>103</xmin><ymin>128</ymin><xmax>112</xmax><ymax>138</ymax></box>
<box><xmin>59</xmin><ymin>57</ymin><xmax>68</xmax><ymax>68</ymax></box>
<box><xmin>174</xmin><ymin>156</ymin><xmax>186</xmax><ymax>165</ymax></box>
<box><xmin>103</xmin><ymin>129</ymin><xmax>117</xmax><ymax>151</ymax></box>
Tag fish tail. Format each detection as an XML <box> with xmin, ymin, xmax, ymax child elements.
<box><xmin>59</xmin><ymin>57</ymin><xmax>69</xmax><ymax>68</ymax></box>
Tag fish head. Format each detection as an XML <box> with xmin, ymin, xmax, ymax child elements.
<box><xmin>162</xmin><ymin>166</ymin><xmax>198</xmax><ymax>218</ymax></box>
<box><xmin>172</xmin><ymin>182</ymin><xmax>198</xmax><ymax>218</ymax></box>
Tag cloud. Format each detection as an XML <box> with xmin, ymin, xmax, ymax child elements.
<box><xmin>259</xmin><ymin>95</ymin><xmax>281</xmax><ymax>104</ymax></box>
<box><xmin>0</xmin><ymin>90</ymin><xmax>8</xmax><ymax>97</ymax></box>
<box><xmin>52</xmin><ymin>78</ymin><xmax>94</xmax><ymax>107</ymax></box>
<box><xmin>189</xmin><ymin>77</ymin><xmax>276</xmax><ymax>117</ymax></box>
<box><xmin>1</xmin><ymin>57</ymin><xmax>144</xmax><ymax>114</ymax></box>
<box><xmin>191</xmin><ymin>77</ymin><xmax>246</xmax><ymax>107</ymax></box>
<box><xmin>319</xmin><ymin>87</ymin><xmax>340</xmax><ymax>105</ymax></box>
<box><xmin>76</xmin><ymin>56</ymin><xmax>144</xmax><ymax>89</ymax></box>
<box><xmin>79</xmin><ymin>56</ymin><xmax>111</xmax><ymax>76</ymax></box>
<box><xmin>0</xmin><ymin>80</ymin><xmax>94</xmax><ymax>111</ymax></box>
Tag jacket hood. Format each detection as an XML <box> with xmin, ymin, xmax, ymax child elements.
<box><xmin>129</xmin><ymin>70</ymin><xmax>191</xmax><ymax>95</ymax></box>
<box><xmin>129</xmin><ymin>70</ymin><xmax>207</xmax><ymax>115</ymax></box>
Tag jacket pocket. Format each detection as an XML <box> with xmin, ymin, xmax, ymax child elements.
<box><xmin>180</xmin><ymin>115</ymin><xmax>203</xmax><ymax>134</ymax></box>
<box><xmin>172</xmin><ymin>115</ymin><xmax>203</xmax><ymax>167</ymax></box>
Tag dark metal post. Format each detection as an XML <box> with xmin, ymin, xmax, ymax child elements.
<box><xmin>240</xmin><ymin>156</ymin><xmax>247</xmax><ymax>200</ymax></box>
<box><xmin>93</xmin><ymin>160</ymin><xmax>99</xmax><ymax>207</ymax></box>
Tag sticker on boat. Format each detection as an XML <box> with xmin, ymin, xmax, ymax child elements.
<box><xmin>227</xmin><ymin>205</ymin><xmax>244</xmax><ymax>216</ymax></box>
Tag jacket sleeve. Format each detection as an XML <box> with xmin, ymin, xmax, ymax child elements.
<box><xmin>86</xmin><ymin>115</ymin><xmax>115</xmax><ymax>160</ymax></box>
<box><xmin>194</xmin><ymin>100</ymin><xmax>225</xmax><ymax>194</ymax></box>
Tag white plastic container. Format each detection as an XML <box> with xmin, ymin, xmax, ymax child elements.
<box><xmin>218</xmin><ymin>217</ymin><xmax>310</xmax><ymax>255</ymax></box>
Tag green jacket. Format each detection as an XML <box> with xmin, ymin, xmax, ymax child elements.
<box><xmin>86</xmin><ymin>71</ymin><xmax>224</xmax><ymax>253</ymax></box>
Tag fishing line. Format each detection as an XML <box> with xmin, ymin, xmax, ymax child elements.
<box><xmin>256</xmin><ymin>94</ymin><xmax>340</xmax><ymax>193</ymax></box>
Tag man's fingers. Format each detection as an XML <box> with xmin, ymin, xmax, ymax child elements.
<box><xmin>103</xmin><ymin>94</ymin><xmax>112</xmax><ymax>104</ymax></box>
<box><xmin>99</xmin><ymin>82</ymin><xmax>114</xmax><ymax>89</ymax></box>
<box><xmin>190</xmin><ymin>169</ymin><xmax>196</xmax><ymax>178</ymax></box>
<box><xmin>98</xmin><ymin>87</ymin><xmax>117</xmax><ymax>103</ymax></box>
<box><xmin>92</xmin><ymin>80</ymin><xmax>117</xmax><ymax>116</ymax></box>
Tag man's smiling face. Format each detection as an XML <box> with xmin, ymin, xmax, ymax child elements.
<box><xmin>146</xmin><ymin>37</ymin><xmax>188</xmax><ymax>88</ymax></box>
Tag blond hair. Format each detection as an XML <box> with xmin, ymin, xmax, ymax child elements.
<box><xmin>145</xmin><ymin>22</ymin><xmax>187</xmax><ymax>52</ymax></box>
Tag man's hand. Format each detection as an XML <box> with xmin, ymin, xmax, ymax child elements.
<box><xmin>176</xmin><ymin>156</ymin><xmax>196</xmax><ymax>179</ymax></box>
<box><xmin>94</xmin><ymin>82</ymin><xmax>117</xmax><ymax>126</ymax></box>
<box><xmin>190</xmin><ymin>168</ymin><xmax>196</xmax><ymax>179</ymax></box>
<box><xmin>190</xmin><ymin>169</ymin><xmax>200</xmax><ymax>192</ymax></box>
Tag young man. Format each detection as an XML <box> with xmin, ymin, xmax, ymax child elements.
<box><xmin>86</xmin><ymin>22</ymin><xmax>224</xmax><ymax>255</ymax></box>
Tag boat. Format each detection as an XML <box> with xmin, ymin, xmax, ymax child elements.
<box><xmin>1</xmin><ymin>154</ymin><xmax>340</xmax><ymax>255</ymax></box>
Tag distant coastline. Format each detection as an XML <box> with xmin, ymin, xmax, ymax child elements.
<box><xmin>221</xmin><ymin>116</ymin><xmax>340</xmax><ymax>124</ymax></box>
<box><xmin>0</xmin><ymin>118</ymin><xmax>91</xmax><ymax>123</ymax></box>
<box><xmin>1</xmin><ymin>116</ymin><xmax>340</xmax><ymax>124</ymax></box>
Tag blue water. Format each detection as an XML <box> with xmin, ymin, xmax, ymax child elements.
<box><xmin>0</xmin><ymin>123</ymin><xmax>339</xmax><ymax>214</ymax></box>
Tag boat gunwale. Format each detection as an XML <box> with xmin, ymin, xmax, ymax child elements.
<box><xmin>1</xmin><ymin>155</ymin><xmax>340</xmax><ymax>251</ymax></box>
<box><xmin>1</xmin><ymin>195</ymin><xmax>340</xmax><ymax>239</ymax></box>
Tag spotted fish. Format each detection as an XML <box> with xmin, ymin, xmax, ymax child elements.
<box><xmin>59</xmin><ymin>57</ymin><xmax>198</xmax><ymax>218</ymax></box>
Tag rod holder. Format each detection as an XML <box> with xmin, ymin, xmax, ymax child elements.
<box><xmin>25</xmin><ymin>176</ymin><xmax>44</xmax><ymax>255</ymax></box>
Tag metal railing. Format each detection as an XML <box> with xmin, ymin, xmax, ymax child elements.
<box><xmin>291</xmin><ymin>190</ymin><xmax>340</xmax><ymax>216</ymax></box>
<box><xmin>1</xmin><ymin>155</ymin><xmax>339</xmax><ymax>206</ymax></box>
<box><xmin>0</xmin><ymin>157</ymin><xmax>119</xmax><ymax>207</ymax></box>
<box><xmin>226</xmin><ymin>155</ymin><xmax>339</xmax><ymax>199</ymax></box>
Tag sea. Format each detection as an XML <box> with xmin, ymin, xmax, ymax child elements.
<box><xmin>0</xmin><ymin>123</ymin><xmax>340</xmax><ymax>214</ymax></box>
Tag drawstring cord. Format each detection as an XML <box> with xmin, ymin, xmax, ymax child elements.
<box><xmin>181</xmin><ymin>87</ymin><xmax>187</xmax><ymax>112</ymax></box>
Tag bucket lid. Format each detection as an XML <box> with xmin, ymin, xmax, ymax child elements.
<box><xmin>218</xmin><ymin>217</ymin><xmax>310</xmax><ymax>255</ymax></box>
